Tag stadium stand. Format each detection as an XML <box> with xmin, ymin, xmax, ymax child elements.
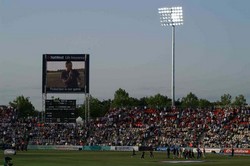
<box><xmin>0</xmin><ymin>106</ymin><xmax>249</xmax><ymax>150</ymax></box>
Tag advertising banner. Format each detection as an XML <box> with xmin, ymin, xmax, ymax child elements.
<box><xmin>111</xmin><ymin>146</ymin><xmax>139</xmax><ymax>151</ymax></box>
<box><xmin>28</xmin><ymin>145</ymin><xmax>82</xmax><ymax>151</ymax></box>
<box><xmin>223</xmin><ymin>148</ymin><xmax>250</xmax><ymax>154</ymax></box>
<box><xmin>82</xmin><ymin>146</ymin><xmax>111</xmax><ymax>151</ymax></box>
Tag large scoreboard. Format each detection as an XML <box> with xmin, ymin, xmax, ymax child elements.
<box><xmin>45</xmin><ymin>99</ymin><xmax>76</xmax><ymax>123</ymax></box>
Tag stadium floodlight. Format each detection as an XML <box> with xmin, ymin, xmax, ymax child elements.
<box><xmin>158</xmin><ymin>6</ymin><xmax>183</xmax><ymax>107</ymax></box>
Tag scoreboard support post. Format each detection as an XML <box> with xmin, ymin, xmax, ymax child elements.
<box><xmin>42</xmin><ymin>93</ymin><xmax>47</xmax><ymax>122</ymax></box>
<box><xmin>84</xmin><ymin>92</ymin><xmax>90</xmax><ymax>125</ymax></box>
<box><xmin>85</xmin><ymin>92</ymin><xmax>87</xmax><ymax>124</ymax></box>
<box><xmin>87</xmin><ymin>93</ymin><xmax>90</xmax><ymax>121</ymax></box>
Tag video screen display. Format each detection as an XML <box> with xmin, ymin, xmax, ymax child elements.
<box><xmin>42</xmin><ymin>54</ymin><xmax>89</xmax><ymax>93</ymax></box>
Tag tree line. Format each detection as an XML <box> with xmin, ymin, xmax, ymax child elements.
<box><xmin>9</xmin><ymin>88</ymin><xmax>248</xmax><ymax>119</ymax></box>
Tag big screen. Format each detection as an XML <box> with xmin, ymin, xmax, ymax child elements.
<box><xmin>42</xmin><ymin>54</ymin><xmax>89</xmax><ymax>93</ymax></box>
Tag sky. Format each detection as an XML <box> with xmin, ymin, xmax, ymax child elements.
<box><xmin>0</xmin><ymin>0</ymin><xmax>250</xmax><ymax>110</ymax></box>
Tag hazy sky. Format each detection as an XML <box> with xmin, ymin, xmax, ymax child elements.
<box><xmin>1</xmin><ymin>0</ymin><xmax>250</xmax><ymax>110</ymax></box>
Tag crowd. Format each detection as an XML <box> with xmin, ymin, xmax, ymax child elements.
<box><xmin>85</xmin><ymin>107</ymin><xmax>249</xmax><ymax>148</ymax></box>
<box><xmin>0</xmin><ymin>105</ymin><xmax>249</xmax><ymax>150</ymax></box>
<box><xmin>0</xmin><ymin>106</ymin><xmax>29</xmax><ymax>150</ymax></box>
<box><xmin>203</xmin><ymin>108</ymin><xmax>249</xmax><ymax>148</ymax></box>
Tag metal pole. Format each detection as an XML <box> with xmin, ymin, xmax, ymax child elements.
<box><xmin>42</xmin><ymin>93</ymin><xmax>45</xmax><ymax>122</ymax></box>
<box><xmin>87</xmin><ymin>94</ymin><xmax>90</xmax><ymax>121</ymax></box>
<box><xmin>85</xmin><ymin>92</ymin><xmax>87</xmax><ymax>125</ymax></box>
<box><xmin>172</xmin><ymin>25</ymin><xmax>175</xmax><ymax>107</ymax></box>
<box><xmin>45</xmin><ymin>93</ymin><xmax>47</xmax><ymax>122</ymax></box>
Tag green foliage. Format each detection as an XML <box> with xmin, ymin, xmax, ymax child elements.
<box><xmin>77</xmin><ymin>91</ymin><xmax>248</xmax><ymax>118</ymax></box>
<box><xmin>111</xmin><ymin>89</ymin><xmax>172</xmax><ymax>109</ymax></box>
<box><xmin>232</xmin><ymin>94</ymin><xmax>247</xmax><ymax>107</ymax></box>
<box><xmin>7</xmin><ymin>91</ymin><xmax>248</xmax><ymax>120</ymax></box>
<box><xmin>145</xmin><ymin>94</ymin><xmax>171</xmax><ymax>108</ymax></box>
<box><xmin>138</xmin><ymin>97</ymin><xmax>147</xmax><ymax>107</ymax></box>
<box><xmin>89</xmin><ymin>96</ymin><xmax>107</xmax><ymax>118</ymax></box>
<box><xmin>76</xmin><ymin>97</ymin><xmax>111</xmax><ymax>119</ymax></box>
<box><xmin>129</xmin><ymin>97</ymin><xmax>141</xmax><ymax>107</ymax></box>
<box><xmin>111</xmin><ymin>88</ymin><xmax>130</xmax><ymax>108</ymax></box>
<box><xmin>199</xmin><ymin>98</ymin><xmax>212</xmax><ymax>108</ymax></box>
<box><xmin>9</xmin><ymin>95</ymin><xmax>36</xmax><ymax>118</ymax></box>
<box><xmin>174</xmin><ymin>98</ymin><xmax>182</xmax><ymax>107</ymax></box>
<box><xmin>181</xmin><ymin>92</ymin><xmax>199</xmax><ymax>108</ymax></box>
<box><xmin>75</xmin><ymin>105</ymin><xmax>85</xmax><ymax>118</ymax></box>
<box><xmin>220</xmin><ymin>94</ymin><xmax>232</xmax><ymax>107</ymax></box>
<box><xmin>101</xmin><ymin>99</ymin><xmax>112</xmax><ymax>114</ymax></box>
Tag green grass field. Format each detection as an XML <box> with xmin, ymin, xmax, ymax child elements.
<box><xmin>1</xmin><ymin>151</ymin><xmax>250</xmax><ymax>166</ymax></box>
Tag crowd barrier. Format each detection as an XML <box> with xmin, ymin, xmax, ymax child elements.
<box><xmin>28</xmin><ymin>145</ymin><xmax>82</xmax><ymax>150</ymax></box>
<box><xmin>223</xmin><ymin>148</ymin><xmax>250</xmax><ymax>154</ymax></box>
<box><xmin>111</xmin><ymin>146</ymin><xmax>138</xmax><ymax>151</ymax></box>
<box><xmin>156</xmin><ymin>147</ymin><xmax>167</xmax><ymax>151</ymax></box>
<box><xmin>28</xmin><ymin>145</ymin><xmax>138</xmax><ymax>151</ymax></box>
<box><xmin>82</xmin><ymin>146</ymin><xmax>111</xmax><ymax>151</ymax></box>
<box><xmin>139</xmin><ymin>146</ymin><xmax>153</xmax><ymax>151</ymax></box>
<box><xmin>204</xmin><ymin>148</ymin><xmax>221</xmax><ymax>153</ymax></box>
<box><xmin>28</xmin><ymin>145</ymin><xmax>239</xmax><ymax>154</ymax></box>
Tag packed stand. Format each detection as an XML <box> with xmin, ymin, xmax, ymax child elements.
<box><xmin>0</xmin><ymin>106</ymin><xmax>249</xmax><ymax>149</ymax></box>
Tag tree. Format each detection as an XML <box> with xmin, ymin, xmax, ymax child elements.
<box><xmin>111</xmin><ymin>88</ymin><xmax>130</xmax><ymax>108</ymax></box>
<box><xmin>220</xmin><ymin>94</ymin><xmax>232</xmax><ymax>107</ymax></box>
<box><xmin>198</xmin><ymin>98</ymin><xmax>212</xmax><ymax>108</ymax></box>
<box><xmin>233</xmin><ymin>94</ymin><xmax>247</xmax><ymax>107</ymax></box>
<box><xmin>76</xmin><ymin>97</ymin><xmax>111</xmax><ymax>119</ymax></box>
<box><xmin>129</xmin><ymin>97</ymin><xmax>140</xmax><ymax>107</ymax></box>
<box><xmin>75</xmin><ymin>105</ymin><xmax>85</xmax><ymax>118</ymax></box>
<box><xmin>145</xmin><ymin>94</ymin><xmax>171</xmax><ymax>108</ymax></box>
<box><xmin>181</xmin><ymin>92</ymin><xmax>199</xmax><ymax>108</ymax></box>
<box><xmin>89</xmin><ymin>96</ymin><xmax>105</xmax><ymax>117</ymax></box>
<box><xmin>138</xmin><ymin>97</ymin><xmax>148</xmax><ymax>107</ymax></box>
<box><xmin>9</xmin><ymin>95</ymin><xmax>36</xmax><ymax>118</ymax></box>
<box><xmin>101</xmin><ymin>99</ymin><xmax>112</xmax><ymax>114</ymax></box>
<box><xmin>175</xmin><ymin>98</ymin><xmax>182</xmax><ymax>107</ymax></box>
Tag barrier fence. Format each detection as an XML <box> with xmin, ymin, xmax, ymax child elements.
<box><xmin>27</xmin><ymin>145</ymin><xmax>137</xmax><ymax>151</ymax></box>
<box><xmin>28</xmin><ymin>145</ymin><xmax>82</xmax><ymax>151</ymax></box>
<box><xmin>111</xmin><ymin>146</ymin><xmax>138</xmax><ymax>151</ymax></box>
<box><xmin>27</xmin><ymin>145</ymin><xmax>249</xmax><ymax>154</ymax></box>
<box><xmin>223</xmin><ymin>148</ymin><xmax>250</xmax><ymax>154</ymax></box>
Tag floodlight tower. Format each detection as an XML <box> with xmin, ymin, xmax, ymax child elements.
<box><xmin>158</xmin><ymin>7</ymin><xmax>183</xmax><ymax>107</ymax></box>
